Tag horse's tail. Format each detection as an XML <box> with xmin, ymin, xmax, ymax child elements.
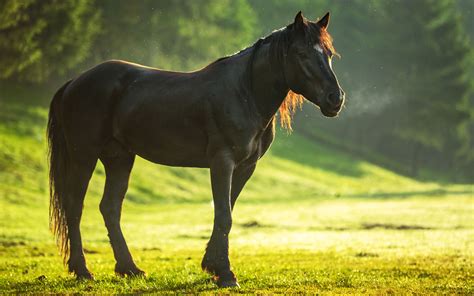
<box><xmin>47</xmin><ymin>80</ymin><xmax>72</xmax><ymax>264</ymax></box>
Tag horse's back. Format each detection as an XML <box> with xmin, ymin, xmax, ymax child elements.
<box><xmin>57</xmin><ymin>60</ymin><xmax>210</xmax><ymax>163</ymax></box>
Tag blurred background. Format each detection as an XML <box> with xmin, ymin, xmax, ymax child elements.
<box><xmin>0</xmin><ymin>0</ymin><xmax>473</xmax><ymax>293</ymax></box>
<box><xmin>1</xmin><ymin>0</ymin><xmax>472</xmax><ymax>181</ymax></box>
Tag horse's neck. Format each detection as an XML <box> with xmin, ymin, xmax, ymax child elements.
<box><xmin>250</xmin><ymin>43</ymin><xmax>289</xmax><ymax>127</ymax></box>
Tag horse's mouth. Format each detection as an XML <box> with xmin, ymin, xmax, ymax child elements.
<box><xmin>321</xmin><ymin>107</ymin><xmax>340</xmax><ymax>117</ymax></box>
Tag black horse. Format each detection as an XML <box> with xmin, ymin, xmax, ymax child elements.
<box><xmin>47</xmin><ymin>11</ymin><xmax>344</xmax><ymax>287</ymax></box>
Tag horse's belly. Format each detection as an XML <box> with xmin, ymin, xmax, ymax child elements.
<box><xmin>118</xmin><ymin>125</ymin><xmax>210</xmax><ymax>168</ymax></box>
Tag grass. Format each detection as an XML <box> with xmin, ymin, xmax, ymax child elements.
<box><xmin>0</xmin><ymin>88</ymin><xmax>473</xmax><ymax>294</ymax></box>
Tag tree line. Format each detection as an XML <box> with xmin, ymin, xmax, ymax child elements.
<box><xmin>0</xmin><ymin>0</ymin><xmax>472</xmax><ymax>180</ymax></box>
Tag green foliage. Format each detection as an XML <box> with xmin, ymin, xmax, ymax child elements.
<box><xmin>166</xmin><ymin>0</ymin><xmax>256</xmax><ymax>69</ymax></box>
<box><xmin>455</xmin><ymin>2</ymin><xmax>474</xmax><ymax>169</ymax></box>
<box><xmin>85</xmin><ymin>0</ymin><xmax>256</xmax><ymax>71</ymax></box>
<box><xmin>387</xmin><ymin>0</ymin><xmax>471</xmax><ymax>150</ymax></box>
<box><xmin>0</xmin><ymin>0</ymin><xmax>100</xmax><ymax>82</ymax></box>
<box><xmin>249</xmin><ymin>0</ymin><xmax>330</xmax><ymax>35</ymax></box>
<box><xmin>456</xmin><ymin>84</ymin><xmax>474</xmax><ymax>167</ymax></box>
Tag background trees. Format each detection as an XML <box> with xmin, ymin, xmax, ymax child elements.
<box><xmin>0</xmin><ymin>0</ymin><xmax>471</xmax><ymax>180</ymax></box>
<box><xmin>84</xmin><ymin>0</ymin><xmax>256</xmax><ymax>71</ymax></box>
<box><xmin>0</xmin><ymin>0</ymin><xmax>99</xmax><ymax>82</ymax></box>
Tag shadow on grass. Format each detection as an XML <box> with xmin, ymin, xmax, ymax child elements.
<box><xmin>237</xmin><ymin>219</ymin><xmax>464</xmax><ymax>232</ymax></box>
<box><xmin>341</xmin><ymin>188</ymin><xmax>472</xmax><ymax>199</ymax></box>
<box><xmin>6</xmin><ymin>275</ymin><xmax>220</xmax><ymax>294</ymax></box>
<box><xmin>243</xmin><ymin>187</ymin><xmax>472</xmax><ymax>204</ymax></box>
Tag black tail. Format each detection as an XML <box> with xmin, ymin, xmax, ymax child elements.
<box><xmin>47</xmin><ymin>80</ymin><xmax>72</xmax><ymax>264</ymax></box>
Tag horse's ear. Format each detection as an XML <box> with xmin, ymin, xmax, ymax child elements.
<box><xmin>317</xmin><ymin>12</ymin><xmax>330</xmax><ymax>29</ymax></box>
<box><xmin>293</xmin><ymin>11</ymin><xmax>306</xmax><ymax>31</ymax></box>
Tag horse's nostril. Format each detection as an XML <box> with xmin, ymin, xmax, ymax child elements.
<box><xmin>328</xmin><ymin>92</ymin><xmax>342</xmax><ymax>107</ymax></box>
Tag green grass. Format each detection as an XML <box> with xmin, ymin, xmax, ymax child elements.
<box><xmin>0</xmin><ymin>90</ymin><xmax>473</xmax><ymax>294</ymax></box>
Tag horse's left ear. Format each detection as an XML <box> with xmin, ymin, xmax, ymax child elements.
<box><xmin>293</xmin><ymin>11</ymin><xmax>306</xmax><ymax>31</ymax></box>
<box><xmin>317</xmin><ymin>12</ymin><xmax>330</xmax><ymax>29</ymax></box>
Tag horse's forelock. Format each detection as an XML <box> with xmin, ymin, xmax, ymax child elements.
<box><xmin>319</xmin><ymin>28</ymin><xmax>338</xmax><ymax>57</ymax></box>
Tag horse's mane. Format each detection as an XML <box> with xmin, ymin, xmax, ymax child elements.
<box><xmin>215</xmin><ymin>22</ymin><xmax>336</xmax><ymax>131</ymax></box>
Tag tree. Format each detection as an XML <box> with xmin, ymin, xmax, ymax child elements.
<box><xmin>383</xmin><ymin>0</ymin><xmax>471</xmax><ymax>175</ymax></box>
<box><xmin>0</xmin><ymin>0</ymin><xmax>100</xmax><ymax>83</ymax></box>
<box><xmin>86</xmin><ymin>0</ymin><xmax>257</xmax><ymax>71</ymax></box>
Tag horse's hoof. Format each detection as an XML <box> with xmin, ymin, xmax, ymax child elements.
<box><xmin>115</xmin><ymin>265</ymin><xmax>146</xmax><ymax>277</ymax></box>
<box><xmin>76</xmin><ymin>272</ymin><xmax>94</xmax><ymax>280</ymax></box>
<box><xmin>213</xmin><ymin>272</ymin><xmax>239</xmax><ymax>288</ymax></box>
<box><xmin>217</xmin><ymin>278</ymin><xmax>240</xmax><ymax>288</ymax></box>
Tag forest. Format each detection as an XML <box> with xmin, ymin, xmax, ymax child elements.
<box><xmin>1</xmin><ymin>0</ymin><xmax>472</xmax><ymax>180</ymax></box>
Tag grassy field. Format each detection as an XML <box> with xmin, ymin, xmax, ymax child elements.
<box><xmin>0</xmin><ymin>88</ymin><xmax>473</xmax><ymax>294</ymax></box>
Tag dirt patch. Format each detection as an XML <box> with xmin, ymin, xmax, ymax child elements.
<box><xmin>361</xmin><ymin>223</ymin><xmax>432</xmax><ymax>230</ymax></box>
<box><xmin>0</xmin><ymin>241</ymin><xmax>26</xmax><ymax>247</ymax></box>
<box><xmin>240</xmin><ymin>220</ymin><xmax>275</xmax><ymax>228</ymax></box>
<box><xmin>83</xmin><ymin>248</ymin><xmax>99</xmax><ymax>254</ymax></box>
<box><xmin>176</xmin><ymin>234</ymin><xmax>208</xmax><ymax>240</ymax></box>
<box><xmin>322</xmin><ymin>226</ymin><xmax>350</xmax><ymax>231</ymax></box>
<box><xmin>355</xmin><ymin>252</ymin><xmax>379</xmax><ymax>257</ymax></box>
<box><xmin>241</xmin><ymin>220</ymin><xmax>262</xmax><ymax>228</ymax></box>
<box><xmin>142</xmin><ymin>246</ymin><xmax>162</xmax><ymax>251</ymax></box>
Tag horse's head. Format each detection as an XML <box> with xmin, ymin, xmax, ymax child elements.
<box><xmin>284</xmin><ymin>11</ymin><xmax>345</xmax><ymax>117</ymax></box>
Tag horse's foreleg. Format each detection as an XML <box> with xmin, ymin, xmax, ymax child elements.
<box><xmin>202</xmin><ymin>151</ymin><xmax>238</xmax><ymax>287</ymax></box>
<box><xmin>230</xmin><ymin>163</ymin><xmax>256</xmax><ymax>210</ymax></box>
<box><xmin>99</xmin><ymin>153</ymin><xmax>145</xmax><ymax>277</ymax></box>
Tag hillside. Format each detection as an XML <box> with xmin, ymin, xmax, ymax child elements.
<box><xmin>1</xmin><ymin>87</ymin><xmax>466</xmax><ymax>207</ymax></box>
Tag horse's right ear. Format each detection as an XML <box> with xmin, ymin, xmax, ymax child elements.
<box><xmin>293</xmin><ymin>11</ymin><xmax>306</xmax><ymax>31</ymax></box>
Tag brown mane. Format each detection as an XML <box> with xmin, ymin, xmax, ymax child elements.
<box><xmin>279</xmin><ymin>90</ymin><xmax>304</xmax><ymax>131</ymax></box>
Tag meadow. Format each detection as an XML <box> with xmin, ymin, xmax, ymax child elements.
<box><xmin>0</xmin><ymin>89</ymin><xmax>472</xmax><ymax>294</ymax></box>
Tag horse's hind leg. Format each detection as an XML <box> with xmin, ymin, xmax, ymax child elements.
<box><xmin>99</xmin><ymin>147</ymin><xmax>144</xmax><ymax>277</ymax></box>
<box><xmin>65</xmin><ymin>157</ymin><xmax>97</xmax><ymax>279</ymax></box>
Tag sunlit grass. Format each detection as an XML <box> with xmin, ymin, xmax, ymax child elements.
<box><xmin>1</xmin><ymin>197</ymin><xmax>473</xmax><ymax>294</ymax></box>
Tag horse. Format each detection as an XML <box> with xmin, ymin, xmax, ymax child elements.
<box><xmin>47</xmin><ymin>11</ymin><xmax>344</xmax><ymax>287</ymax></box>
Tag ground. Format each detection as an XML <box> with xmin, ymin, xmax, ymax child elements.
<box><xmin>0</xmin><ymin>88</ymin><xmax>472</xmax><ymax>294</ymax></box>
<box><xmin>1</xmin><ymin>195</ymin><xmax>472</xmax><ymax>294</ymax></box>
